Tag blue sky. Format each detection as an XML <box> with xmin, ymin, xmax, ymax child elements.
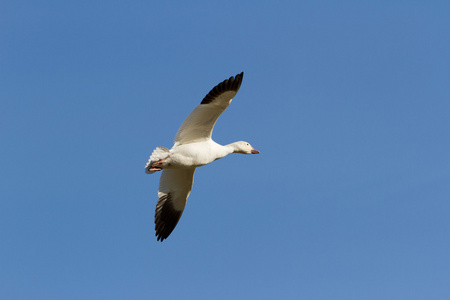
<box><xmin>1</xmin><ymin>1</ymin><xmax>450</xmax><ymax>299</ymax></box>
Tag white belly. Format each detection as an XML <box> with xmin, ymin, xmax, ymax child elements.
<box><xmin>168</xmin><ymin>141</ymin><xmax>228</xmax><ymax>168</ymax></box>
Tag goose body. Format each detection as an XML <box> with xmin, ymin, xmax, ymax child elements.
<box><xmin>145</xmin><ymin>72</ymin><xmax>259</xmax><ymax>241</ymax></box>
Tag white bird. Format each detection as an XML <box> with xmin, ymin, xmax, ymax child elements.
<box><xmin>145</xmin><ymin>72</ymin><xmax>259</xmax><ymax>241</ymax></box>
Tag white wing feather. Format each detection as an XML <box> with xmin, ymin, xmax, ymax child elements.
<box><xmin>173</xmin><ymin>73</ymin><xmax>243</xmax><ymax>145</ymax></box>
<box><xmin>174</xmin><ymin>93</ymin><xmax>233</xmax><ymax>144</ymax></box>
<box><xmin>158</xmin><ymin>168</ymin><xmax>196</xmax><ymax>211</ymax></box>
<box><xmin>154</xmin><ymin>168</ymin><xmax>196</xmax><ymax>241</ymax></box>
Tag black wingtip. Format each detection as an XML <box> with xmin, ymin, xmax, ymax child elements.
<box><xmin>201</xmin><ymin>72</ymin><xmax>244</xmax><ymax>105</ymax></box>
<box><xmin>154</xmin><ymin>194</ymin><xmax>183</xmax><ymax>242</ymax></box>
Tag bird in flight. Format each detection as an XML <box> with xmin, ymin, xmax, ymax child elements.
<box><xmin>145</xmin><ymin>72</ymin><xmax>259</xmax><ymax>241</ymax></box>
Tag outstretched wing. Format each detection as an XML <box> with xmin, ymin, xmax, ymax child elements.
<box><xmin>174</xmin><ymin>72</ymin><xmax>244</xmax><ymax>145</ymax></box>
<box><xmin>154</xmin><ymin>168</ymin><xmax>196</xmax><ymax>241</ymax></box>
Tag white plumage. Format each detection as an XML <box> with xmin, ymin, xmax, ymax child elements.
<box><xmin>145</xmin><ymin>72</ymin><xmax>259</xmax><ymax>241</ymax></box>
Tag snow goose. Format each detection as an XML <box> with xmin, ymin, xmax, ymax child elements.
<box><xmin>145</xmin><ymin>72</ymin><xmax>259</xmax><ymax>241</ymax></box>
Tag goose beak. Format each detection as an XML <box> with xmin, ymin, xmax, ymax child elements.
<box><xmin>251</xmin><ymin>148</ymin><xmax>260</xmax><ymax>154</ymax></box>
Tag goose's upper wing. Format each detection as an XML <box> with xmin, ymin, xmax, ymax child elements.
<box><xmin>174</xmin><ymin>72</ymin><xmax>244</xmax><ymax>145</ymax></box>
<box><xmin>154</xmin><ymin>167</ymin><xmax>196</xmax><ymax>241</ymax></box>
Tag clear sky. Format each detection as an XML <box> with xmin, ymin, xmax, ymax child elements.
<box><xmin>1</xmin><ymin>1</ymin><xmax>450</xmax><ymax>299</ymax></box>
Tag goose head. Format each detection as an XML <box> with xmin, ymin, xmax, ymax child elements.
<box><xmin>232</xmin><ymin>141</ymin><xmax>260</xmax><ymax>154</ymax></box>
